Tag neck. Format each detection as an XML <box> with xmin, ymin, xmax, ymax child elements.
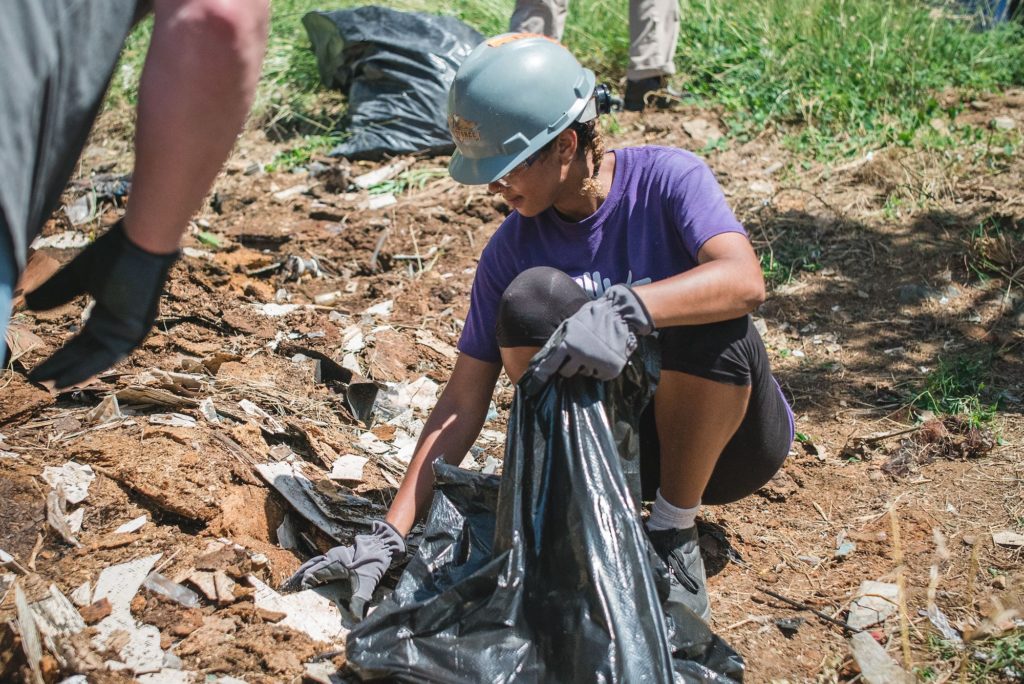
<box><xmin>551</xmin><ymin>151</ymin><xmax>614</xmax><ymax>222</ymax></box>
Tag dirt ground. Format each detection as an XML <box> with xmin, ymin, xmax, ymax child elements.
<box><xmin>1</xmin><ymin>89</ymin><xmax>1022</xmax><ymax>683</ymax></box>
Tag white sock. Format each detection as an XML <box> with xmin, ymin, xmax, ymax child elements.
<box><xmin>646</xmin><ymin>490</ymin><xmax>700</xmax><ymax>531</ymax></box>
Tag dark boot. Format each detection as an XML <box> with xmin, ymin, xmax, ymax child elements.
<box><xmin>623</xmin><ymin>76</ymin><xmax>683</xmax><ymax>112</ymax></box>
<box><xmin>647</xmin><ymin>525</ymin><xmax>710</xmax><ymax>620</ymax></box>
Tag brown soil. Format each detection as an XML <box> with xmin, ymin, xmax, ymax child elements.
<box><xmin>1</xmin><ymin>89</ymin><xmax>1022</xmax><ymax>683</ymax></box>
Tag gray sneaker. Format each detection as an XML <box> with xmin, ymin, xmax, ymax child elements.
<box><xmin>647</xmin><ymin>525</ymin><xmax>710</xmax><ymax>621</ymax></box>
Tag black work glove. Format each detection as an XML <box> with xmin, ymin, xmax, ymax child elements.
<box><xmin>532</xmin><ymin>284</ymin><xmax>654</xmax><ymax>383</ymax></box>
<box><xmin>283</xmin><ymin>521</ymin><xmax>405</xmax><ymax>618</ymax></box>
<box><xmin>25</xmin><ymin>220</ymin><xmax>179</xmax><ymax>389</ymax></box>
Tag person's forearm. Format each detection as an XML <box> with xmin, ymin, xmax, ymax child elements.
<box><xmin>123</xmin><ymin>0</ymin><xmax>268</xmax><ymax>254</ymax></box>
<box><xmin>385</xmin><ymin>392</ymin><xmax>492</xmax><ymax>535</ymax></box>
<box><xmin>634</xmin><ymin>257</ymin><xmax>765</xmax><ymax>328</ymax></box>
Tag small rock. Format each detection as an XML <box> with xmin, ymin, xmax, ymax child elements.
<box><xmin>991</xmin><ymin>116</ymin><xmax>1016</xmax><ymax>131</ymax></box>
<box><xmin>992</xmin><ymin>575</ymin><xmax>1007</xmax><ymax>590</ymax></box>
<box><xmin>969</xmin><ymin>100</ymin><xmax>990</xmax><ymax>110</ymax></box>
<box><xmin>79</xmin><ymin>597</ymin><xmax>112</xmax><ymax>624</ymax></box>
<box><xmin>929</xmin><ymin>118</ymin><xmax>950</xmax><ymax>134</ymax></box>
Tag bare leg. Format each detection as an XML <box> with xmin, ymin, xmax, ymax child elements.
<box><xmin>654</xmin><ymin>370</ymin><xmax>750</xmax><ymax>508</ymax></box>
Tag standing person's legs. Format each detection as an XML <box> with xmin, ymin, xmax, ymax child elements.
<box><xmin>625</xmin><ymin>0</ymin><xmax>680</xmax><ymax>110</ymax></box>
<box><xmin>509</xmin><ymin>0</ymin><xmax>571</xmax><ymax>41</ymax></box>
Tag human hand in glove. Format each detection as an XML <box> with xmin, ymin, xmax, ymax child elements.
<box><xmin>25</xmin><ymin>220</ymin><xmax>179</xmax><ymax>390</ymax></box>
<box><xmin>283</xmin><ymin>521</ymin><xmax>405</xmax><ymax>618</ymax></box>
<box><xmin>532</xmin><ymin>284</ymin><xmax>654</xmax><ymax>383</ymax></box>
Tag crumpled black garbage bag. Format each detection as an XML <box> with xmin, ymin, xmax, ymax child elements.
<box><xmin>347</xmin><ymin>337</ymin><xmax>744</xmax><ymax>682</ymax></box>
<box><xmin>302</xmin><ymin>6</ymin><xmax>482</xmax><ymax>161</ymax></box>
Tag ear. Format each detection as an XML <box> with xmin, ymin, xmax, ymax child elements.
<box><xmin>555</xmin><ymin>128</ymin><xmax>578</xmax><ymax>162</ymax></box>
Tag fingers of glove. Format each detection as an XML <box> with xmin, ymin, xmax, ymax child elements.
<box><xmin>27</xmin><ymin>330</ymin><xmax>127</xmax><ymax>390</ymax></box>
<box><xmin>24</xmin><ymin>258</ymin><xmax>88</xmax><ymax>311</ymax></box>
<box><xmin>302</xmin><ymin>557</ymin><xmax>353</xmax><ymax>589</ymax></box>
<box><xmin>283</xmin><ymin>555</ymin><xmax>327</xmax><ymax>590</ymax></box>
<box><xmin>531</xmin><ymin>341</ymin><xmax>571</xmax><ymax>383</ymax></box>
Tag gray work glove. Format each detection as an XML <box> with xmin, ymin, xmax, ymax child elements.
<box><xmin>532</xmin><ymin>284</ymin><xmax>654</xmax><ymax>383</ymax></box>
<box><xmin>283</xmin><ymin>521</ymin><xmax>405</xmax><ymax>618</ymax></box>
<box><xmin>25</xmin><ymin>220</ymin><xmax>179</xmax><ymax>389</ymax></box>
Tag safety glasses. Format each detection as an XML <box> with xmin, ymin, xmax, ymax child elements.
<box><xmin>492</xmin><ymin>148</ymin><xmax>545</xmax><ymax>188</ymax></box>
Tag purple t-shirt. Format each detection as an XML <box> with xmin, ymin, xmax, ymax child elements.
<box><xmin>459</xmin><ymin>146</ymin><xmax>746</xmax><ymax>363</ymax></box>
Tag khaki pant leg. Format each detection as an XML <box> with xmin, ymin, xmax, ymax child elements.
<box><xmin>627</xmin><ymin>0</ymin><xmax>680</xmax><ymax>80</ymax></box>
<box><xmin>509</xmin><ymin>0</ymin><xmax>570</xmax><ymax>41</ymax></box>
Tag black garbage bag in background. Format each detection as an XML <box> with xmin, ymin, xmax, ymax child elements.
<box><xmin>302</xmin><ymin>6</ymin><xmax>482</xmax><ymax>161</ymax></box>
<box><xmin>347</xmin><ymin>335</ymin><xmax>744</xmax><ymax>682</ymax></box>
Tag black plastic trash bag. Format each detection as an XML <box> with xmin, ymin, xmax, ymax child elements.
<box><xmin>347</xmin><ymin>337</ymin><xmax>744</xmax><ymax>682</ymax></box>
<box><xmin>302</xmin><ymin>6</ymin><xmax>482</xmax><ymax>161</ymax></box>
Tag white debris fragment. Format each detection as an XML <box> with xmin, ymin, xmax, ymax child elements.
<box><xmin>481</xmin><ymin>455</ymin><xmax>502</xmax><ymax>475</ymax></box>
<box><xmin>70</xmin><ymin>581</ymin><xmax>92</xmax><ymax>607</ymax></box>
<box><xmin>352</xmin><ymin>158</ymin><xmax>411</xmax><ymax>189</ymax></box>
<box><xmin>199</xmin><ymin>398</ymin><xmax>220</xmax><ymax>423</ymax></box>
<box><xmin>276</xmin><ymin>514</ymin><xmax>301</xmax><ymax>551</ymax></box>
<box><xmin>250</xmin><ymin>576</ymin><xmax>348</xmax><ymax>643</ymax></box>
<box><xmin>239</xmin><ymin>399</ymin><xmax>286</xmax><ymax>433</ymax></box>
<box><xmin>92</xmin><ymin>554</ymin><xmax>165</xmax><ymax>675</ymax></box>
<box><xmin>847</xmin><ymin>580</ymin><xmax>900</xmax><ymax>630</ymax></box>
<box><xmin>272</xmin><ymin>183</ymin><xmax>309</xmax><ymax>202</ymax></box>
<box><xmin>992</xmin><ymin>530</ymin><xmax>1024</xmax><ymax>548</ymax></box>
<box><xmin>31</xmin><ymin>231</ymin><xmax>91</xmax><ymax>250</ymax></box>
<box><xmin>363</xmin><ymin>193</ymin><xmax>397</xmax><ymax>210</ymax></box>
<box><xmin>362</xmin><ymin>299</ymin><xmax>394</xmax><ymax>318</ymax></box>
<box><xmin>42</xmin><ymin>462</ymin><xmax>96</xmax><ymax>504</ymax></box>
<box><xmin>148</xmin><ymin>413</ymin><xmax>197</xmax><ymax>428</ymax></box>
<box><xmin>259</xmin><ymin>302</ymin><xmax>300</xmax><ymax>317</ymax></box>
<box><xmin>341</xmin><ymin>325</ymin><xmax>365</xmax><ymax>353</ymax></box>
<box><xmin>86</xmin><ymin>394</ymin><xmax>123</xmax><ymax>424</ymax></box>
<box><xmin>329</xmin><ymin>455</ymin><xmax>368</xmax><ymax>482</ymax></box>
<box><xmin>849</xmin><ymin>631</ymin><xmax>915</xmax><ymax>684</ymax></box>
<box><xmin>386</xmin><ymin>376</ymin><xmax>439</xmax><ymax>413</ymax></box>
<box><xmin>66</xmin><ymin>507</ymin><xmax>85</xmax><ymax>534</ymax></box>
<box><xmin>115</xmin><ymin>515</ymin><xmax>149</xmax><ymax>534</ymax></box>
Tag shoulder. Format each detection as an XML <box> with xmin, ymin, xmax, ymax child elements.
<box><xmin>618</xmin><ymin>146</ymin><xmax>711</xmax><ymax>180</ymax></box>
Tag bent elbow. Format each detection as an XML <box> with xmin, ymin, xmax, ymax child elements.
<box><xmin>742</xmin><ymin>276</ymin><xmax>766</xmax><ymax>312</ymax></box>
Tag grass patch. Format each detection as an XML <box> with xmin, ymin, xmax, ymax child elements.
<box><xmin>675</xmin><ymin>0</ymin><xmax>1024</xmax><ymax>157</ymax></box>
<box><xmin>105</xmin><ymin>1</ymin><xmax>1024</xmax><ymax>155</ymax></box>
<box><xmin>759</xmin><ymin>238</ymin><xmax>823</xmax><ymax>286</ymax></box>
<box><xmin>264</xmin><ymin>133</ymin><xmax>346</xmax><ymax>172</ymax></box>
<box><xmin>913</xmin><ymin>353</ymin><xmax>998</xmax><ymax>426</ymax></box>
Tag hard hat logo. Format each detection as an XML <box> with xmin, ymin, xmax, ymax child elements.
<box><xmin>448</xmin><ymin>113</ymin><xmax>480</xmax><ymax>143</ymax></box>
<box><xmin>485</xmin><ymin>33</ymin><xmax>559</xmax><ymax>48</ymax></box>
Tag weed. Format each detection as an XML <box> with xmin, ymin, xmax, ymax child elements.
<box><xmin>264</xmin><ymin>133</ymin><xmax>345</xmax><ymax>172</ymax></box>
<box><xmin>760</xmin><ymin>241</ymin><xmax>823</xmax><ymax>287</ymax></box>
<box><xmin>968</xmin><ymin>631</ymin><xmax>1024</xmax><ymax>682</ymax></box>
<box><xmin>368</xmin><ymin>168</ymin><xmax>448</xmax><ymax>196</ymax></box>
<box><xmin>912</xmin><ymin>353</ymin><xmax>998</xmax><ymax>426</ymax></box>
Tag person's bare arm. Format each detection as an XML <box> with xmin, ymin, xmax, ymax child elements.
<box><xmin>124</xmin><ymin>0</ymin><xmax>269</xmax><ymax>253</ymax></box>
<box><xmin>386</xmin><ymin>354</ymin><xmax>502</xmax><ymax>535</ymax></box>
<box><xmin>633</xmin><ymin>232</ymin><xmax>765</xmax><ymax>327</ymax></box>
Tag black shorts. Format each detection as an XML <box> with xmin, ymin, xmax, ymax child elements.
<box><xmin>496</xmin><ymin>266</ymin><xmax>793</xmax><ymax>504</ymax></box>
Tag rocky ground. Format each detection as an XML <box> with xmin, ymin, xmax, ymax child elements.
<box><xmin>1</xmin><ymin>89</ymin><xmax>1022</xmax><ymax>683</ymax></box>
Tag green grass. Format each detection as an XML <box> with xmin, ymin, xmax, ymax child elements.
<box><xmin>105</xmin><ymin>1</ymin><xmax>1024</xmax><ymax>157</ymax></box>
<box><xmin>927</xmin><ymin>631</ymin><xmax>1024</xmax><ymax>683</ymax></box>
<box><xmin>913</xmin><ymin>353</ymin><xmax>998</xmax><ymax>426</ymax></box>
